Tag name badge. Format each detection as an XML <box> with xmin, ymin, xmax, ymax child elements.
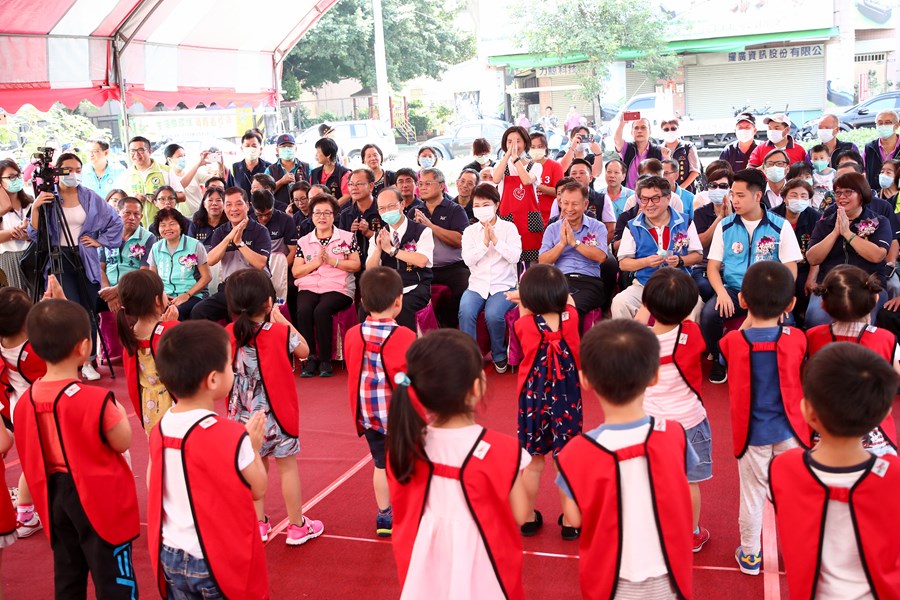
<box><xmin>262</xmin><ymin>322</ymin><xmax>273</xmax><ymax>330</ymax></box>
<box><xmin>65</xmin><ymin>384</ymin><xmax>81</xmax><ymax>396</ymax></box>
<box><xmin>561</xmin><ymin>311</ymin><xmax>570</xmax><ymax>322</ymax></box>
<box><xmin>653</xmin><ymin>419</ymin><xmax>667</xmax><ymax>432</ymax></box>
<box><xmin>199</xmin><ymin>416</ymin><xmax>217</xmax><ymax>429</ymax></box>
<box><xmin>20</xmin><ymin>350</ymin><xmax>27</xmax><ymax>361</ymax></box>
<box><xmin>782</xmin><ymin>327</ymin><xmax>791</xmax><ymax>335</ymax></box>
<box><xmin>866</xmin><ymin>325</ymin><xmax>877</xmax><ymax>333</ymax></box>
<box><xmin>872</xmin><ymin>458</ymin><xmax>890</xmax><ymax>478</ymax></box>
<box><xmin>473</xmin><ymin>440</ymin><xmax>491</xmax><ymax>460</ymax></box>
<box><xmin>155</xmin><ymin>324</ymin><xmax>165</xmax><ymax>335</ymax></box>
<box><xmin>678</xmin><ymin>333</ymin><xmax>688</xmax><ymax>345</ymax></box>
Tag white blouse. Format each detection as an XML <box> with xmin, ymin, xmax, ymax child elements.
<box><xmin>461</xmin><ymin>217</ymin><xmax>522</xmax><ymax>298</ymax></box>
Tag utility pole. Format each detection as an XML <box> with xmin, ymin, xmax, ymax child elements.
<box><xmin>372</xmin><ymin>0</ymin><xmax>391</xmax><ymax>124</ymax></box>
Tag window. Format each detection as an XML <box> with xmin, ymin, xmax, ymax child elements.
<box><xmin>346</xmin><ymin>124</ymin><xmax>368</xmax><ymax>138</ymax></box>
<box><xmin>628</xmin><ymin>97</ymin><xmax>655</xmax><ymax>111</ymax></box>
<box><xmin>454</xmin><ymin>124</ymin><xmax>481</xmax><ymax>141</ymax></box>
<box><xmin>863</xmin><ymin>97</ymin><xmax>897</xmax><ymax>113</ymax></box>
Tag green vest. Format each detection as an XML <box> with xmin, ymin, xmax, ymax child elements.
<box><xmin>151</xmin><ymin>235</ymin><xmax>206</xmax><ymax>298</ymax></box>
<box><xmin>104</xmin><ymin>227</ymin><xmax>154</xmax><ymax>286</ymax></box>
<box><xmin>126</xmin><ymin>160</ymin><xmax>169</xmax><ymax>226</ymax></box>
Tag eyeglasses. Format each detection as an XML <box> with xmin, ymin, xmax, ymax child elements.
<box><xmin>88</xmin><ymin>150</ymin><xmax>103</xmax><ymax>156</ymax></box>
<box><xmin>348</xmin><ymin>181</ymin><xmax>370</xmax><ymax>188</ymax></box>
<box><xmin>662</xmin><ymin>127</ymin><xmax>678</xmax><ymax>132</ymax></box>
<box><xmin>707</xmin><ymin>182</ymin><xmax>730</xmax><ymax>190</ymax></box>
<box><xmin>254</xmin><ymin>210</ymin><xmax>273</xmax><ymax>217</ymax></box>
<box><xmin>764</xmin><ymin>161</ymin><xmax>789</xmax><ymax>168</ymax></box>
<box><xmin>418</xmin><ymin>181</ymin><xmax>440</xmax><ymax>187</ymax></box>
<box><xmin>834</xmin><ymin>189</ymin><xmax>857</xmax><ymax>198</ymax></box>
<box><xmin>0</xmin><ymin>175</ymin><xmax>21</xmax><ymax>181</ymax></box>
<box><xmin>129</xmin><ymin>148</ymin><xmax>148</xmax><ymax>155</ymax></box>
<box><xmin>312</xmin><ymin>211</ymin><xmax>333</xmax><ymax>217</ymax></box>
<box><xmin>638</xmin><ymin>194</ymin><xmax>665</xmax><ymax>205</ymax></box>
<box><xmin>663</xmin><ymin>170</ymin><xmax>677</xmax><ymax>176</ymax></box>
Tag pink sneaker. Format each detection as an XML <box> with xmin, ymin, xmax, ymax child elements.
<box><xmin>258</xmin><ymin>517</ymin><xmax>272</xmax><ymax>542</ymax></box>
<box><xmin>286</xmin><ymin>516</ymin><xmax>324</xmax><ymax>546</ymax></box>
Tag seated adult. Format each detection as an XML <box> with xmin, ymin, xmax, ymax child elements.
<box><xmin>602</xmin><ymin>158</ymin><xmax>634</xmax><ymax>219</ymax></box>
<box><xmin>662</xmin><ymin>158</ymin><xmax>695</xmax><ymax>221</ymax></box>
<box><xmin>187</xmin><ymin>186</ymin><xmax>227</xmax><ymax>248</ymax></box>
<box><xmin>148</xmin><ymin>186</ymin><xmax>190</xmax><ymax>238</ymax></box>
<box><xmin>621</xmin><ymin>159</ymin><xmax>685</xmax><ymax>214</ymax></box>
<box><xmin>251</xmin><ymin>189</ymin><xmax>297</xmax><ymax>303</ymax></box>
<box><xmin>310</xmin><ymin>137</ymin><xmax>351</xmax><ymax>206</ymax></box>
<box><xmin>613</xmin><ymin>175</ymin><xmax>702</xmax><ymax>320</ymax></box>
<box><xmin>692</xmin><ymin>167</ymin><xmax>734</xmax><ymax>302</ymax></box>
<box><xmin>293</xmin><ymin>193</ymin><xmax>360</xmax><ymax>377</ymax></box>
<box><xmin>337</xmin><ymin>167</ymin><xmax>381</xmax><ymax>267</ymax></box>
<box><xmin>148</xmin><ymin>208</ymin><xmax>211</xmax><ymax>320</ymax></box>
<box><xmin>288</xmin><ymin>181</ymin><xmax>314</xmax><ymax>238</ymax></box>
<box><xmin>459</xmin><ymin>183</ymin><xmax>522</xmax><ymax>373</ymax></box>
<box><xmin>396</xmin><ymin>168</ymin><xmax>425</xmax><ymax>217</ymax></box>
<box><xmin>190</xmin><ymin>187</ymin><xmax>271</xmax><ymax>321</ymax></box>
<box><xmin>264</xmin><ymin>133</ymin><xmax>310</xmax><ymax>211</ymax></box>
<box><xmin>365</xmin><ymin>188</ymin><xmax>434</xmax><ymax>331</ymax></box>
<box><xmin>700</xmin><ymin>169</ymin><xmax>802</xmax><ymax>384</ymax></box>
<box><xmin>877</xmin><ymin>159</ymin><xmax>900</xmax><ymax>208</ymax></box>
<box><xmin>863</xmin><ymin>110</ymin><xmax>900</xmax><ymax>191</ymax></box>
<box><xmin>99</xmin><ymin>196</ymin><xmax>157</xmax><ymax>312</ymax></box>
<box><xmin>538</xmin><ymin>181</ymin><xmax>608</xmax><ymax>321</ymax></box>
<box><xmin>454</xmin><ymin>168</ymin><xmax>479</xmax><ymax>224</ymax></box>
<box><xmin>760</xmin><ymin>148</ymin><xmax>790</xmax><ymax>209</ymax></box>
<box><xmin>362</xmin><ymin>143</ymin><xmax>396</xmax><ymax>198</ymax></box>
<box><xmin>748</xmin><ymin>113</ymin><xmax>807</xmax><ymax>168</ymax></box>
<box><xmin>805</xmin><ymin>173</ymin><xmax>890</xmax><ymax>328</ymax></box>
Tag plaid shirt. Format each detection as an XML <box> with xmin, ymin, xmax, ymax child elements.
<box><xmin>358</xmin><ymin>319</ymin><xmax>397</xmax><ymax>434</ymax></box>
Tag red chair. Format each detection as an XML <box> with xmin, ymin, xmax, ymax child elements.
<box><xmin>98</xmin><ymin>311</ymin><xmax>123</xmax><ymax>365</ymax></box>
<box><xmin>724</xmin><ymin>316</ymin><xmax>746</xmax><ymax>332</ymax></box>
<box><xmin>331</xmin><ymin>303</ymin><xmax>359</xmax><ymax>362</ymax></box>
<box><xmin>416</xmin><ymin>303</ymin><xmax>440</xmax><ymax>337</ymax></box>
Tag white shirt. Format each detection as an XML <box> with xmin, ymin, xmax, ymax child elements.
<box><xmin>549</xmin><ymin>190</ymin><xmax>616</xmax><ymax>223</ymax></box>
<box><xmin>61</xmin><ymin>203</ymin><xmax>86</xmax><ymax>247</ymax></box>
<box><xmin>764</xmin><ymin>185</ymin><xmax>784</xmax><ymax>209</ymax></box>
<box><xmin>643</xmin><ymin>328</ymin><xmax>707</xmax><ymax>429</ymax></box>
<box><xmin>0</xmin><ymin>341</ymin><xmax>27</xmax><ymax>415</ymax></box>
<box><xmin>496</xmin><ymin>160</ymin><xmax>542</xmax><ymax>197</ymax></box>
<box><xmin>461</xmin><ymin>217</ymin><xmax>522</xmax><ymax>299</ymax></box>
<box><xmin>160</xmin><ymin>409</ymin><xmax>255</xmax><ymax>558</ymax></box>
<box><xmin>617</xmin><ymin>220</ymin><xmax>702</xmax><ymax>260</ymax></box>
<box><xmin>623</xmin><ymin>193</ymin><xmax>684</xmax><ymax>214</ymax></box>
<box><xmin>366</xmin><ymin>216</ymin><xmax>434</xmax><ymax>294</ymax></box>
<box><xmin>707</xmin><ymin>215</ymin><xmax>803</xmax><ymax>264</ymax></box>
<box><xmin>0</xmin><ymin>207</ymin><xmax>29</xmax><ymax>253</ymax></box>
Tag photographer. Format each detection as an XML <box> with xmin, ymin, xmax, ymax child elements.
<box><xmin>27</xmin><ymin>152</ymin><xmax>123</xmax><ymax>381</ymax></box>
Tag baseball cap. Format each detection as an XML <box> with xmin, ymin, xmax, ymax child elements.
<box><xmin>763</xmin><ymin>113</ymin><xmax>792</xmax><ymax>127</ymax></box>
<box><xmin>735</xmin><ymin>112</ymin><xmax>756</xmax><ymax>126</ymax></box>
<box><xmin>276</xmin><ymin>133</ymin><xmax>295</xmax><ymax>146</ymax></box>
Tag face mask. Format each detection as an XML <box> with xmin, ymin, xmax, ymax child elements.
<box><xmin>788</xmin><ymin>199</ymin><xmax>810</xmax><ymax>214</ymax></box>
<box><xmin>735</xmin><ymin>129</ymin><xmax>754</xmax><ymax>143</ymax></box>
<box><xmin>663</xmin><ymin>131</ymin><xmax>679</xmax><ymax>144</ymax></box>
<box><xmin>381</xmin><ymin>210</ymin><xmax>402</xmax><ymax>226</ymax></box>
<box><xmin>708</xmin><ymin>188</ymin><xmax>727</xmax><ymax>205</ymax></box>
<box><xmin>419</xmin><ymin>157</ymin><xmax>435</xmax><ymax>169</ymax></box>
<box><xmin>172</xmin><ymin>157</ymin><xmax>186</xmax><ymax>171</ymax></box>
<box><xmin>530</xmin><ymin>148</ymin><xmax>546</xmax><ymax>161</ymax></box>
<box><xmin>877</xmin><ymin>124</ymin><xmax>897</xmax><ymax>139</ymax></box>
<box><xmin>279</xmin><ymin>147</ymin><xmax>295</xmax><ymax>161</ymax></box>
<box><xmin>62</xmin><ymin>172</ymin><xmax>82</xmax><ymax>187</ymax></box>
<box><xmin>804</xmin><ymin>177</ymin><xmax>814</xmax><ymax>186</ymax></box>
<box><xmin>812</xmin><ymin>159</ymin><xmax>829</xmax><ymax>173</ymax></box>
<box><xmin>473</xmin><ymin>205</ymin><xmax>495</xmax><ymax>223</ymax></box>
<box><xmin>474</xmin><ymin>155</ymin><xmax>490</xmax><ymax>165</ymax></box>
<box><xmin>766</xmin><ymin>166</ymin><xmax>786</xmax><ymax>183</ymax></box>
<box><xmin>243</xmin><ymin>146</ymin><xmax>261</xmax><ymax>161</ymax></box>
<box><xmin>4</xmin><ymin>176</ymin><xmax>24</xmax><ymax>194</ymax></box>
<box><xmin>766</xmin><ymin>129</ymin><xmax>784</xmax><ymax>144</ymax></box>
<box><xmin>880</xmin><ymin>173</ymin><xmax>895</xmax><ymax>189</ymax></box>
<box><xmin>816</xmin><ymin>128</ymin><xmax>835</xmax><ymax>144</ymax></box>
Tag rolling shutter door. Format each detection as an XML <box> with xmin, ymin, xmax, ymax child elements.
<box><xmin>550</xmin><ymin>74</ymin><xmax>593</xmax><ymax>120</ymax></box>
<box><xmin>626</xmin><ymin>67</ymin><xmax>656</xmax><ymax>99</ymax></box>
<box><xmin>685</xmin><ymin>56</ymin><xmax>824</xmax><ymax>119</ymax></box>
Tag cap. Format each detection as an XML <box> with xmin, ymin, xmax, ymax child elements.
<box><xmin>763</xmin><ymin>113</ymin><xmax>792</xmax><ymax>127</ymax></box>
<box><xmin>276</xmin><ymin>133</ymin><xmax>295</xmax><ymax>146</ymax></box>
<box><xmin>735</xmin><ymin>112</ymin><xmax>756</xmax><ymax>126</ymax></box>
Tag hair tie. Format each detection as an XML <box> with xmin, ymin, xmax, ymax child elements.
<box><xmin>240</xmin><ymin>308</ymin><xmax>249</xmax><ymax>315</ymax></box>
<box><xmin>394</xmin><ymin>371</ymin><xmax>427</xmax><ymax>420</ymax></box>
<box><xmin>394</xmin><ymin>372</ymin><xmax>411</xmax><ymax>387</ymax></box>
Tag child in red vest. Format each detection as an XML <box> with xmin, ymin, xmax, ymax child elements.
<box><xmin>387</xmin><ymin>329</ymin><xmax>530</xmax><ymax>600</ymax></box>
<box><xmin>641</xmin><ymin>268</ymin><xmax>712</xmax><ymax>552</ymax></box>
<box><xmin>770</xmin><ymin>343</ymin><xmax>900</xmax><ymax>598</ymax></box>
<box><xmin>0</xmin><ymin>286</ymin><xmax>46</xmax><ymax>539</ymax></box>
<box><xmin>116</xmin><ymin>269</ymin><xmax>179</xmax><ymax>435</ymax></box>
<box><xmin>14</xmin><ymin>299</ymin><xmax>139</xmax><ymax>599</ymax></box>
<box><xmin>720</xmin><ymin>261</ymin><xmax>810</xmax><ymax>576</ymax></box>
<box><xmin>150</xmin><ymin>320</ymin><xmax>269</xmax><ymax>599</ymax></box>
<box><xmin>224</xmin><ymin>268</ymin><xmax>324</xmax><ymax>546</ymax></box>
<box><xmin>806</xmin><ymin>265</ymin><xmax>897</xmax><ymax>455</ymax></box>
<box><xmin>344</xmin><ymin>267</ymin><xmax>415</xmax><ymax>537</ymax></box>
<box><xmin>556</xmin><ymin>319</ymin><xmax>694</xmax><ymax>600</ymax></box>
<box><xmin>507</xmin><ymin>263</ymin><xmax>582</xmax><ymax>540</ymax></box>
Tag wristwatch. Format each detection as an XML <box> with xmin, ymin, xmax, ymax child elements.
<box><xmin>236</xmin><ymin>241</ymin><xmax>245</xmax><ymax>248</ymax></box>
<box><xmin>513</xmin><ymin>157</ymin><xmax>521</xmax><ymax>163</ymax></box>
<box><xmin>390</xmin><ymin>247</ymin><xmax>399</xmax><ymax>258</ymax></box>
<box><xmin>573</xmin><ymin>240</ymin><xmax>582</xmax><ymax>248</ymax></box>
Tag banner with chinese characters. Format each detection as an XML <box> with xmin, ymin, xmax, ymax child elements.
<box><xmin>727</xmin><ymin>45</ymin><xmax>824</xmax><ymax>64</ymax></box>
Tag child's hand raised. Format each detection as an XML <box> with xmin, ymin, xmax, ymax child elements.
<box><xmin>245</xmin><ymin>411</ymin><xmax>266</xmax><ymax>453</ymax></box>
<box><xmin>162</xmin><ymin>302</ymin><xmax>179</xmax><ymax>322</ymax></box>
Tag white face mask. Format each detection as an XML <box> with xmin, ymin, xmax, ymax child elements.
<box><xmin>243</xmin><ymin>146</ymin><xmax>260</xmax><ymax>161</ymax></box>
<box><xmin>473</xmin><ymin>155</ymin><xmax>490</xmax><ymax>165</ymax></box>
<box><xmin>735</xmin><ymin>129</ymin><xmax>755</xmax><ymax>143</ymax></box>
<box><xmin>788</xmin><ymin>199</ymin><xmax>810</xmax><ymax>214</ymax></box>
<box><xmin>708</xmin><ymin>188</ymin><xmax>728</xmax><ymax>205</ymax></box>
<box><xmin>472</xmin><ymin>205</ymin><xmax>495</xmax><ymax>223</ymax></box>
<box><xmin>419</xmin><ymin>156</ymin><xmax>435</xmax><ymax>169</ymax></box>
<box><xmin>530</xmin><ymin>148</ymin><xmax>546</xmax><ymax>161</ymax></box>
<box><xmin>62</xmin><ymin>172</ymin><xmax>82</xmax><ymax>187</ymax></box>
<box><xmin>816</xmin><ymin>128</ymin><xmax>835</xmax><ymax>144</ymax></box>
<box><xmin>663</xmin><ymin>131</ymin><xmax>679</xmax><ymax>144</ymax></box>
<box><xmin>766</xmin><ymin>129</ymin><xmax>784</xmax><ymax>144</ymax></box>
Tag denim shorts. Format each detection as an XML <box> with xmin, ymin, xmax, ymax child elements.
<box><xmin>160</xmin><ymin>544</ymin><xmax>223</xmax><ymax>599</ymax></box>
<box><xmin>685</xmin><ymin>418</ymin><xmax>713</xmax><ymax>483</ymax></box>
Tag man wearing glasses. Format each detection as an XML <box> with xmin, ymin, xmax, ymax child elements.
<box><xmin>251</xmin><ymin>188</ymin><xmax>297</xmax><ymax>304</ymax></box>
<box><xmin>115</xmin><ymin>135</ymin><xmax>184</xmax><ymax>227</ymax></box>
<box><xmin>613</xmin><ymin>175</ymin><xmax>703</xmax><ymax>320</ymax></box>
<box><xmin>659</xmin><ymin>117</ymin><xmax>701</xmax><ymax>194</ymax></box>
<box><xmin>82</xmin><ymin>140</ymin><xmax>125</xmax><ymax>199</ymax></box>
<box><xmin>748</xmin><ymin>114</ymin><xmax>807</xmax><ymax>169</ymax></box>
<box><xmin>365</xmin><ymin>188</ymin><xmax>434</xmax><ymax>332</ymax></box>
<box><xmin>338</xmin><ymin>168</ymin><xmax>382</xmax><ymax>264</ymax></box>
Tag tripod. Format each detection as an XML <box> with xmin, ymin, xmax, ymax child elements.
<box><xmin>28</xmin><ymin>186</ymin><xmax>115</xmax><ymax>378</ymax></box>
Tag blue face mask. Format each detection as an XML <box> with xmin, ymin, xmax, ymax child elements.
<box><xmin>381</xmin><ymin>210</ymin><xmax>402</xmax><ymax>226</ymax></box>
<box><xmin>4</xmin><ymin>176</ymin><xmax>24</xmax><ymax>194</ymax></box>
<box><xmin>880</xmin><ymin>173</ymin><xmax>895</xmax><ymax>189</ymax></box>
<box><xmin>812</xmin><ymin>159</ymin><xmax>829</xmax><ymax>173</ymax></box>
<box><xmin>876</xmin><ymin>124</ymin><xmax>897</xmax><ymax>139</ymax></box>
<box><xmin>765</xmin><ymin>166</ymin><xmax>786</xmax><ymax>183</ymax></box>
<box><xmin>419</xmin><ymin>157</ymin><xmax>435</xmax><ymax>169</ymax></box>
<box><xmin>62</xmin><ymin>172</ymin><xmax>82</xmax><ymax>187</ymax></box>
<box><xmin>708</xmin><ymin>188</ymin><xmax>728</xmax><ymax>205</ymax></box>
<box><xmin>173</xmin><ymin>157</ymin><xmax>186</xmax><ymax>171</ymax></box>
<box><xmin>279</xmin><ymin>147</ymin><xmax>295</xmax><ymax>161</ymax></box>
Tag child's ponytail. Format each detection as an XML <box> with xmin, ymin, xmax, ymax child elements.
<box><xmin>116</xmin><ymin>270</ymin><xmax>165</xmax><ymax>355</ymax></box>
<box><xmin>387</xmin><ymin>373</ymin><xmax>427</xmax><ymax>485</ymax></box>
<box><xmin>225</xmin><ymin>268</ymin><xmax>276</xmax><ymax>348</ymax></box>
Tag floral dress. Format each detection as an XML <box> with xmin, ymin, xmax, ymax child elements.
<box><xmin>516</xmin><ymin>312</ymin><xmax>582</xmax><ymax>456</ymax></box>
<box><xmin>228</xmin><ymin>329</ymin><xmax>302</xmax><ymax>458</ymax></box>
<box><xmin>137</xmin><ymin>336</ymin><xmax>174</xmax><ymax>434</ymax></box>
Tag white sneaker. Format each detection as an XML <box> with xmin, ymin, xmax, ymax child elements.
<box><xmin>16</xmin><ymin>513</ymin><xmax>42</xmax><ymax>538</ymax></box>
<box><xmin>81</xmin><ymin>363</ymin><xmax>101</xmax><ymax>381</ymax></box>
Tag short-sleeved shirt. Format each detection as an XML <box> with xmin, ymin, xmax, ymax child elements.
<box><xmin>82</xmin><ymin>161</ymin><xmax>125</xmax><ymax>199</ymax></box>
<box><xmin>187</xmin><ymin>219</ymin><xmax>226</xmax><ymax>249</ymax></box>
<box><xmin>748</xmin><ymin>137</ymin><xmax>808</xmax><ymax>168</ymax></box>
<box><xmin>540</xmin><ymin>215</ymin><xmax>608</xmax><ymax>278</ymax></box>
<box><xmin>337</xmin><ymin>200</ymin><xmax>382</xmax><ymax>260</ymax></box>
<box><xmin>421</xmin><ymin>197</ymin><xmax>469</xmax><ymax>267</ymax></box>
<box><xmin>208</xmin><ymin>219</ymin><xmax>272</xmax><ymax>281</ymax></box>
<box><xmin>262</xmin><ymin>210</ymin><xmax>298</xmax><ymax>256</ymax></box>
<box><xmin>617</xmin><ymin>220</ymin><xmax>702</xmax><ymax>259</ymax></box>
<box><xmin>809</xmin><ymin>207</ymin><xmax>891</xmax><ymax>284</ymax></box>
<box><xmin>102</xmin><ymin>227</ymin><xmax>156</xmax><ymax>286</ymax></box>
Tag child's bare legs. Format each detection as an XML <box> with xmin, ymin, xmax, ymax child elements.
<box><xmin>553</xmin><ymin>461</ymin><xmax>575</xmax><ymax>527</ymax></box>
<box><xmin>522</xmin><ymin>454</ymin><xmax>546</xmax><ymax>519</ymax></box>
<box><xmin>16</xmin><ymin>474</ymin><xmax>32</xmax><ymax>507</ymax></box>
<box><xmin>254</xmin><ymin>457</ymin><xmax>270</xmax><ymax>520</ymax></box>
<box><xmin>373</xmin><ymin>467</ymin><xmax>390</xmax><ymax>511</ymax></box>
<box><xmin>276</xmin><ymin>456</ymin><xmax>303</xmax><ymax>525</ymax></box>
<box><xmin>690</xmin><ymin>483</ymin><xmax>701</xmax><ymax>530</ymax></box>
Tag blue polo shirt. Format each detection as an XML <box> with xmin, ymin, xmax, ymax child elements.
<box><xmin>82</xmin><ymin>160</ymin><xmax>125</xmax><ymax>199</ymax></box>
<box><xmin>540</xmin><ymin>215</ymin><xmax>608</xmax><ymax>278</ymax></box>
<box><xmin>264</xmin><ymin>210</ymin><xmax>299</xmax><ymax>255</ymax></box>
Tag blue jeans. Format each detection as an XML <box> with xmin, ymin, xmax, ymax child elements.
<box><xmin>160</xmin><ymin>544</ymin><xmax>223</xmax><ymax>599</ymax></box>
<box><xmin>691</xmin><ymin>267</ymin><xmax>715</xmax><ymax>302</ymax></box>
<box><xmin>806</xmin><ymin>288</ymin><xmax>887</xmax><ymax>328</ymax></box>
<box><xmin>458</xmin><ymin>288</ymin><xmax>515</xmax><ymax>362</ymax></box>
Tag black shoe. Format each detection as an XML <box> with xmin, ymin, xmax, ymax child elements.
<box><xmin>301</xmin><ymin>357</ymin><xmax>318</xmax><ymax>378</ymax></box>
<box><xmin>709</xmin><ymin>361</ymin><xmax>727</xmax><ymax>384</ymax></box>
<box><xmin>520</xmin><ymin>509</ymin><xmax>543</xmax><ymax>537</ymax></box>
<box><xmin>558</xmin><ymin>514</ymin><xmax>580</xmax><ymax>541</ymax></box>
<box><xmin>319</xmin><ymin>360</ymin><xmax>333</xmax><ymax>377</ymax></box>
<box><xmin>494</xmin><ymin>359</ymin><xmax>509</xmax><ymax>374</ymax></box>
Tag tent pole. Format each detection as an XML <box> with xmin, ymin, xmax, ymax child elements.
<box><xmin>273</xmin><ymin>56</ymin><xmax>284</xmax><ymax>134</ymax></box>
<box><xmin>114</xmin><ymin>39</ymin><xmax>130</xmax><ymax>146</ymax></box>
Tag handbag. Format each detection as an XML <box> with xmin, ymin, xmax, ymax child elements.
<box><xmin>18</xmin><ymin>241</ymin><xmax>49</xmax><ymax>278</ymax></box>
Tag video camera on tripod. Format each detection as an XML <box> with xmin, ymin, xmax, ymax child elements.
<box><xmin>31</xmin><ymin>146</ymin><xmax>69</xmax><ymax>195</ymax></box>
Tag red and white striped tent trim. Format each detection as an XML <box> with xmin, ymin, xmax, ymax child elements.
<box><xmin>0</xmin><ymin>0</ymin><xmax>338</xmax><ymax>112</ymax></box>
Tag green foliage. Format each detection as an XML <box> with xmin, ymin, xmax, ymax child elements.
<box><xmin>521</xmin><ymin>0</ymin><xmax>676</xmax><ymax>99</ymax></box>
<box><xmin>0</xmin><ymin>104</ymin><xmax>109</xmax><ymax>163</ymax></box>
<box><xmin>406</xmin><ymin>100</ymin><xmax>454</xmax><ymax>135</ymax></box>
<box><xmin>284</xmin><ymin>0</ymin><xmax>476</xmax><ymax>91</ymax></box>
<box><xmin>798</xmin><ymin>128</ymin><xmax>878</xmax><ymax>151</ymax></box>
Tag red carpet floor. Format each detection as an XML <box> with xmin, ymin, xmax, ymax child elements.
<box><xmin>1</xmin><ymin>359</ymin><xmax>806</xmax><ymax>599</ymax></box>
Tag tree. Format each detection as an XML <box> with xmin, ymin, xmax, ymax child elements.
<box><xmin>521</xmin><ymin>0</ymin><xmax>679</xmax><ymax>100</ymax></box>
<box><xmin>282</xmin><ymin>0</ymin><xmax>476</xmax><ymax>100</ymax></box>
<box><xmin>0</xmin><ymin>105</ymin><xmax>109</xmax><ymax>163</ymax></box>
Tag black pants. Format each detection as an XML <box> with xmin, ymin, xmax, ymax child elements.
<box><xmin>431</xmin><ymin>261</ymin><xmax>470</xmax><ymax>328</ymax></box>
<box><xmin>877</xmin><ymin>306</ymin><xmax>900</xmax><ymax>344</ymax></box>
<box><xmin>49</xmin><ymin>473</ymin><xmax>137</xmax><ymax>600</ymax></box>
<box><xmin>190</xmin><ymin>286</ymin><xmax>229</xmax><ymax>322</ymax></box>
<box><xmin>295</xmin><ymin>290</ymin><xmax>352</xmax><ymax>360</ymax></box>
<box><xmin>599</xmin><ymin>254</ymin><xmax>618</xmax><ymax>311</ymax></box>
<box><xmin>360</xmin><ymin>282</ymin><xmax>432</xmax><ymax>333</ymax></box>
<box><xmin>564</xmin><ymin>274</ymin><xmax>604</xmax><ymax>322</ymax></box>
<box><xmin>58</xmin><ymin>251</ymin><xmax>100</xmax><ymax>358</ymax></box>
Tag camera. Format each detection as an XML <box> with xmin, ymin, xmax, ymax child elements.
<box><xmin>31</xmin><ymin>147</ymin><xmax>68</xmax><ymax>194</ymax></box>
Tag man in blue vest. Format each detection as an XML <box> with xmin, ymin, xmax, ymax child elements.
<box><xmin>613</xmin><ymin>176</ymin><xmax>703</xmax><ymax>320</ymax></box>
<box><xmin>701</xmin><ymin>169</ymin><xmax>802</xmax><ymax>383</ymax></box>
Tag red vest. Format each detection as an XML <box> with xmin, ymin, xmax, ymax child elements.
<box><xmin>0</xmin><ymin>340</ymin><xmax>46</xmax><ymax>422</ymax></box>
<box><xmin>226</xmin><ymin>322</ymin><xmax>299</xmax><ymax>438</ymax></box>
<box><xmin>344</xmin><ymin>322</ymin><xmax>416</xmax><ymax>435</ymax></box>
<box><xmin>514</xmin><ymin>305</ymin><xmax>581</xmax><ymax>397</ymax></box>
<box><xmin>148</xmin><ymin>414</ymin><xmax>269</xmax><ymax>600</ymax></box>
<box><xmin>122</xmin><ymin>321</ymin><xmax>179</xmax><ymax>420</ymax></box>
<box><xmin>0</xmin><ymin>458</ymin><xmax>15</xmax><ymax>535</ymax></box>
<box><xmin>13</xmin><ymin>381</ymin><xmax>140</xmax><ymax>545</ymax></box>
<box><xmin>720</xmin><ymin>327</ymin><xmax>810</xmax><ymax>458</ymax></box>
<box><xmin>555</xmin><ymin>419</ymin><xmax>693</xmax><ymax>600</ymax></box>
<box><xmin>806</xmin><ymin>324</ymin><xmax>897</xmax><ymax>449</ymax></box>
<box><xmin>659</xmin><ymin>320</ymin><xmax>704</xmax><ymax>402</ymax></box>
<box><xmin>388</xmin><ymin>428</ymin><xmax>525</xmax><ymax>600</ymax></box>
<box><xmin>770</xmin><ymin>449</ymin><xmax>900</xmax><ymax>599</ymax></box>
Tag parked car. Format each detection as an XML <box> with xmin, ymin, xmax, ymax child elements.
<box><xmin>799</xmin><ymin>91</ymin><xmax>900</xmax><ymax>139</ymax></box>
<box><xmin>290</xmin><ymin>120</ymin><xmax>399</xmax><ymax>166</ymax></box>
<box><xmin>422</xmin><ymin>118</ymin><xmax>511</xmax><ymax>160</ymax></box>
